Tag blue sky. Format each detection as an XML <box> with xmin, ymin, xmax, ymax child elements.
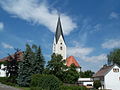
<box><xmin>0</xmin><ymin>0</ymin><xmax>120</xmax><ymax>71</ymax></box>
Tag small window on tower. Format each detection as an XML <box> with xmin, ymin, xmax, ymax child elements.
<box><xmin>60</xmin><ymin>43</ymin><xmax>62</xmax><ymax>45</ymax></box>
<box><xmin>60</xmin><ymin>47</ymin><xmax>62</xmax><ymax>50</ymax></box>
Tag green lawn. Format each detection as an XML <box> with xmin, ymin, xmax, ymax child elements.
<box><xmin>15</xmin><ymin>86</ymin><xmax>30</xmax><ymax>90</ymax></box>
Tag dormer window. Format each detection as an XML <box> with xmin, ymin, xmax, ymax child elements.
<box><xmin>113</xmin><ymin>68</ymin><xmax>119</xmax><ymax>72</ymax></box>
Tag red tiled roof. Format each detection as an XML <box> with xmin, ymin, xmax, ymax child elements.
<box><xmin>66</xmin><ymin>56</ymin><xmax>80</xmax><ymax>67</ymax></box>
<box><xmin>93</xmin><ymin>65</ymin><xmax>113</xmax><ymax>77</ymax></box>
<box><xmin>0</xmin><ymin>52</ymin><xmax>23</xmax><ymax>62</ymax></box>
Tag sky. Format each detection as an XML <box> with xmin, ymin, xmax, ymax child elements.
<box><xmin>0</xmin><ymin>0</ymin><xmax>120</xmax><ymax>72</ymax></box>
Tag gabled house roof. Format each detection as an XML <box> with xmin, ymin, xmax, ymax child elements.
<box><xmin>66</xmin><ymin>56</ymin><xmax>80</xmax><ymax>67</ymax></box>
<box><xmin>93</xmin><ymin>64</ymin><xmax>119</xmax><ymax>77</ymax></box>
<box><xmin>0</xmin><ymin>52</ymin><xmax>23</xmax><ymax>62</ymax></box>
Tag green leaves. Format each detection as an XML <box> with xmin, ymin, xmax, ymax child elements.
<box><xmin>46</xmin><ymin>54</ymin><xmax>79</xmax><ymax>84</ymax></box>
<box><xmin>31</xmin><ymin>74</ymin><xmax>62</xmax><ymax>90</ymax></box>
<box><xmin>107</xmin><ymin>48</ymin><xmax>120</xmax><ymax>65</ymax></box>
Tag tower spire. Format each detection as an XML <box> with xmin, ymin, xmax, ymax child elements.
<box><xmin>53</xmin><ymin>15</ymin><xmax>67</xmax><ymax>59</ymax></box>
<box><xmin>55</xmin><ymin>15</ymin><xmax>65</xmax><ymax>44</ymax></box>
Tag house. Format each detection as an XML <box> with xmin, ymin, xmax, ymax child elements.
<box><xmin>0</xmin><ymin>51</ymin><xmax>22</xmax><ymax>77</ymax></box>
<box><xmin>78</xmin><ymin>78</ymin><xmax>93</xmax><ymax>88</ymax></box>
<box><xmin>93</xmin><ymin>64</ymin><xmax>120</xmax><ymax>90</ymax></box>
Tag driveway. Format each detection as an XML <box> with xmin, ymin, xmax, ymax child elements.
<box><xmin>0</xmin><ymin>83</ymin><xmax>20</xmax><ymax>90</ymax></box>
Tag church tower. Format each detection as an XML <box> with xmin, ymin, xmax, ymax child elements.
<box><xmin>53</xmin><ymin>16</ymin><xmax>67</xmax><ymax>59</ymax></box>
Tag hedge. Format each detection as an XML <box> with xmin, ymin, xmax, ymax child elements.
<box><xmin>0</xmin><ymin>77</ymin><xmax>16</xmax><ymax>86</ymax></box>
<box><xmin>31</xmin><ymin>74</ymin><xmax>62</xmax><ymax>90</ymax></box>
<box><xmin>60</xmin><ymin>85</ymin><xmax>88</xmax><ymax>90</ymax></box>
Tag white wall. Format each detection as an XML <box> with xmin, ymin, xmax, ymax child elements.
<box><xmin>0</xmin><ymin>64</ymin><xmax>6</xmax><ymax>77</ymax></box>
<box><xmin>53</xmin><ymin>35</ymin><xmax>66</xmax><ymax>59</ymax></box>
<box><xmin>83</xmin><ymin>81</ymin><xmax>93</xmax><ymax>86</ymax></box>
<box><xmin>78</xmin><ymin>78</ymin><xmax>93</xmax><ymax>86</ymax></box>
<box><xmin>105</xmin><ymin>65</ymin><xmax>120</xmax><ymax>90</ymax></box>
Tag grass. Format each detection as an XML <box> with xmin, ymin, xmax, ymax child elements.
<box><xmin>15</xmin><ymin>86</ymin><xmax>30</xmax><ymax>90</ymax></box>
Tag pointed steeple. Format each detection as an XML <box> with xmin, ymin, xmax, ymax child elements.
<box><xmin>55</xmin><ymin>16</ymin><xmax>65</xmax><ymax>43</ymax></box>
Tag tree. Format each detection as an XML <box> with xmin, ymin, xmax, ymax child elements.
<box><xmin>80</xmin><ymin>70</ymin><xmax>94</xmax><ymax>78</ymax></box>
<box><xmin>46</xmin><ymin>53</ymin><xmax>66</xmax><ymax>81</ymax></box>
<box><xmin>32</xmin><ymin>45</ymin><xmax>45</xmax><ymax>74</ymax></box>
<box><xmin>17</xmin><ymin>44</ymin><xmax>33</xmax><ymax>86</ymax></box>
<box><xmin>63</xmin><ymin>64</ymin><xmax>79</xmax><ymax>84</ymax></box>
<box><xmin>93</xmin><ymin>80</ymin><xmax>101</xmax><ymax>89</ymax></box>
<box><xmin>107</xmin><ymin>48</ymin><xmax>120</xmax><ymax>66</ymax></box>
<box><xmin>6</xmin><ymin>48</ymin><xmax>20</xmax><ymax>83</ymax></box>
<box><xmin>17</xmin><ymin>44</ymin><xmax>45</xmax><ymax>86</ymax></box>
<box><xmin>46</xmin><ymin>54</ymin><xmax>80</xmax><ymax>84</ymax></box>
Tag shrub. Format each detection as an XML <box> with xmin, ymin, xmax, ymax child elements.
<box><xmin>0</xmin><ymin>77</ymin><xmax>8</xmax><ymax>84</ymax></box>
<box><xmin>0</xmin><ymin>77</ymin><xmax>16</xmax><ymax>86</ymax></box>
<box><xmin>60</xmin><ymin>85</ymin><xmax>88</xmax><ymax>90</ymax></box>
<box><xmin>31</xmin><ymin>74</ymin><xmax>62</xmax><ymax>90</ymax></box>
<box><xmin>93</xmin><ymin>80</ymin><xmax>101</xmax><ymax>89</ymax></box>
<box><xmin>30</xmin><ymin>87</ymin><xmax>44</xmax><ymax>90</ymax></box>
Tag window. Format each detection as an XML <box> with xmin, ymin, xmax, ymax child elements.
<box><xmin>60</xmin><ymin>47</ymin><xmax>62</xmax><ymax>50</ymax></box>
<box><xmin>60</xmin><ymin>43</ymin><xmax>62</xmax><ymax>45</ymax></box>
<box><xmin>87</xmin><ymin>84</ymin><xmax>92</xmax><ymax>86</ymax></box>
<box><xmin>113</xmin><ymin>68</ymin><xmax>119</xmax><ymax>72</ymax></box>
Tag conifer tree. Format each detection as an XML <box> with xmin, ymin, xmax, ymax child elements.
<box><xmin>32</xmin><ymin>46</ymin><xmax>45</xmax><ymax>74</ymax></box>
<box><xmin>17</xmin><ymin>44</ymin><xmax>33</xmax><ymax>86</ymax></box>
<box><xmin>17</xmin><ymin>44</ymin><xmax>45</xmax><ymax>86</ymax></box>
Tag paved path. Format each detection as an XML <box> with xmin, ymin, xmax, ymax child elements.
<box><xmin>0</xmin><ymin>83</ymin><xmax>20</xmax><ymax>90</ymax></box>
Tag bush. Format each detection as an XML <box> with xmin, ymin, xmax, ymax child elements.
<box><xmin>31</xmin><ymin>74</ymin><xmax>62</xmax><ymax>90</ymax></box>
<box><xmin>0</xmin><ymin>77</ymin><xmax>8</xmax><ymax>84</ymax></box>
<box><xmin>0</xmin><ymin>77</ymin><xmax>16</xmax><ymax>86</ymax></box>
<box><xmin>60</xmin><ymin>85</ymin><xmax>88</xmax><ymax>90</ymax></box>
<box><xmin>30</xmin><ymin>87</ymin><xmax>44</xmax><ymax>90</ymax></box>
<box><xmin>93</xmin><ymin>80</ymin><xmax>101</xmax><ymax>89</ymax></box>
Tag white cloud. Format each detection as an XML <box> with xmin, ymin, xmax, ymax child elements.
<box><xmin>0</xmin><ymin>22</ymin><xmax>4</xmax><ymax>31</ymax></box>
<box><xmin>67</xmin><ymin>45</ymin><xmax>107</xmax><ymax>63</ymax></box>
<box><xmin>109</xmin><ymin>12</ymin><xmax>119</xmax><ymax>19</ymax></box>
<box><xmin>0</xmin><ymin>0</ymin><xmax>77</xmax><ymax>35</ymax></box>
<box><xmin>102</xmin><ymin>39</ymin><xmax>120</xmax><ymax>49</ymax></box>
<box><xmin>1</xmin><ymin>42</ymin><xmax>13</xmax><ymax>49</ymax></box>
<box><xmin>84</xmin><ymin>54</ymin><xmax>107</xmax><ymax>62</ymax></box>
<box><xmin>67</xmin><ymin>46</ymin><xmax>93</xmax><ymax>57</ymax></box>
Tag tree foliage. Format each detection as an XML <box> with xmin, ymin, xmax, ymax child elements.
<box><xmin>80</xmin><ymin>70</ymin><xmax>94</xmax><ymax>78</ymax></box>
<box><xmin>63</xmin><ymin>64</ymin><xmax>80</xmax><ymax>84</ymax></box>
<box><xmin>17</xmin><ymin>44</ymin><xmax>45</xmax><ymax>86</ymax></box>
<box><xmin>93</xmin><ymin>80</ymin><xmax>101</xmax><ymax>89</ymax></box>
<box><xmin>46</xmin><ymin>53</ymin><xmax>66</xmax><ymax>81</ymax></box>
<box><xmin>107</xmin><ymin>48</ymin><xmax>120</xmax><ymax>66</ymax></box>
<box><xmin>6</xmin><ymin>48</ymin><xmax>21</xmax><ymax>83</ymax></box>
<box><xmin>46</xmin><ymin>53</ymin><xmax>79</xmax><ymax>84</ymax></box>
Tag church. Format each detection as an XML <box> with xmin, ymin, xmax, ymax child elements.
<box><xmin>53</xmin><ymin>16</ymin><xmax>81</xmax><ymax>72</ymax></box>
<box><xmin>0</xmin><ymin>16</ymin><xmax>81</xmax><ymax>77</ymax></box>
